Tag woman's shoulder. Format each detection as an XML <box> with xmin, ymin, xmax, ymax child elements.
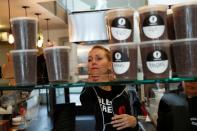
<box><xmin>80</xmin><ymin>86</ymin><xmax>100</xmax><ymax>98</ymax></box>
<box><xmin>81</xmin><ymin>86</ymin><xmax>95</xmax><ymax>93</ymax></box>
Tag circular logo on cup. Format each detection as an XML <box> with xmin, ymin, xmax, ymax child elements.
<box><xmin>112</xmin><ymin>50</ymin><xmax>130</xmax><ymax>74</ymax></box>
<box><xmin>112</xmin><ymin>17</ymin><xmax>131</xmax><ymax>28</ymax></box>
<box><xmin>111</xmin><ymin>17</ymin><xmax>132</xmax><ymax>41</ymax></box>
<box><xmin>153</xmin><ymin>51</ymin><xmax>161</xmax><ymax>59</ymax></box>
<box><xmin>115</xmin><ymin>52</ymin><xmax>122</xmax><ymax>60</ymax></box>
<box><xmin>146</xmin><ymin>50</ymin><xmax>168</xmax><ymax>74</ymax></box>
<box><xmin>118</xmin><ymin>18</ymin><xmax>126</xmax><ymax>26</ymax></box>
<box><xmin>149</xmin><ymin>15</ymin><xmax>158</xmax><ymax>24</ymax></box>
<box><xmin>142</xmin><ymin>14</ymin><xmax>165</xmax><ymax>39</ymax></box>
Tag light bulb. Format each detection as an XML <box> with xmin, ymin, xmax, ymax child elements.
<box><xmin>37</xmin><ymin>35</ymin><xmax>44</xmax><ymax>47</ymax></box>
<box><xmin>37</xmin><ymin>39</ymin><xmax>44</xmax><ymax>47</ymax></box>
<box><xmin>8</xmin><ymin>33</ymin><xmax>14</xmax><ymax>44</ymax></box>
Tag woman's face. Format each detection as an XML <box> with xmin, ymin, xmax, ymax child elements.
<box><xmin>88</xmin><ymin>48</ymin><xmax>112</xmax><ymax>82</ymax></box>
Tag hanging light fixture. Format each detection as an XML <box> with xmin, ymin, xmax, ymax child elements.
<box><xmin>8</xmin><ymin>0</ymin><xmax>14</xmax><ymax>44</ymax></box>
<box><xmin>22</xmin><ymin>5</ymin><xmax>30</xmax><ymax>16</ymax></box>
<box><xmin>35</xmin><ymin>13</ymin><xmax>44</xmax><ymax>48</ymax></box>
<box><xmin>45</xmin><ymin>18</ymin><xmax>52</xmax><ymax>47</ymax></box>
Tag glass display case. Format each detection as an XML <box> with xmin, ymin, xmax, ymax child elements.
<box><xmin>1</xmin><ymin>1</ymin><xmax>197</xmax><ymax>131</ymax></box>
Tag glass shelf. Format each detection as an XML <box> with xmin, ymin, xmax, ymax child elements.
<box><xmin>1</xmin><ymin>77</ymin><xmax>197</xmax><ymax>90</ymax></box>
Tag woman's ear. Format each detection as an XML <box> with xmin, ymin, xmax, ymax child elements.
<box><xmin>106</xmin><ymin>61</ymin><xmax>112</xmax><ymax>72</ymax></box>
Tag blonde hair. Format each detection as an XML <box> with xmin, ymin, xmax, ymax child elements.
<box><xmin>89</xmin><ymin>45</ymin><xmax>112</xmax><ymax>61</ymax></box>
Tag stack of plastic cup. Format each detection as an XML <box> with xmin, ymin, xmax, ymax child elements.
<box><xmin>137</xmin><ymin>5</ymin><xmax>172</xmax><ymax>79</ymax></box>
<box><xmin>10</xmin><ymin>17</ymin><xmax>38</xmax><ymax>86</ymax></box>
<box><xmin>171</xmin><ymin>2</ymin><xmax>197</xmax><ymax>77</ymax></box>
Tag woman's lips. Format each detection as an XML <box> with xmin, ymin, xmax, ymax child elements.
<box><xmin>91</xmin><ymin>67</ymin><xmax>99</xmax><ymax>70</ymax></box>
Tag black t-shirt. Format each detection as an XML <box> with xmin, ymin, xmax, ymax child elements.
<box><xmin>95</xmin><ymin>87</ymin><xmax>117</xmax><ymax>131</ymax></box>
<box><xmin>80</xmin><ymin>86</ymin><xmax>138</xmax><ymax>131</ymax></box>
<box><xmin>188</xmin><ymin>96</ymin><xmax>197</xmax><ymax>131</ymax></box>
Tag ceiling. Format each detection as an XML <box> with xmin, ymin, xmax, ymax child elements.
<box><xmin>81</xmin><ymin>0</ymin><xmax>146</xmax><ymax>9</ymax></box>
<box><xmin>0</xmin><ymin>0</ymin><xmax>67</xmax><ymax>32</ymax></box>
<box><xmin>0</xmin><ymin>0</ymin><xmax>147</xmax><ymax>32</ymax></box>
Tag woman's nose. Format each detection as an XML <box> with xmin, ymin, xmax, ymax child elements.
<box><xmin>91</xmin><ymin>59</ymin><xmax>97</xmax><ymax>65</ymax></box>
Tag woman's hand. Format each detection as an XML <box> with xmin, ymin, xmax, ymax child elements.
<box><xmin>184</xmin><ymin>82</ymin><xmax>197</xmax><ymax>97</ymax></box>
<box><xmin>111</xmin><ymin>114</ymin><xmax>137</xmax><ymax>130</ymax></box>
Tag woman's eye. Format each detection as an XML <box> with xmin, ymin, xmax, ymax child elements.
<box><xmin>96</xmin><ymin>57</ymin><xmax>103</xmax><ymax>61</ymax></box>
<box><xmin>88</xmin><ymin>59</ymin><xmax>92</xmax><ymax>62</ymax></box>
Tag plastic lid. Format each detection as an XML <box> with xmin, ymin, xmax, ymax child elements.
<box><xmin>108</xmin><ymin>42</ymin><xmax>138</xmax><ymax>48</ymax></box>
<box><xmin>44</xmin><ymin>46</ymin><xmax>70</xmax><ymax>51</ymax></box>
<box><xmin>106</xmin><ymin>7</ymin><xmax>135</xmax><ymax>16</ymax></box>
<box><xmin>10</xmin><ymin>49</ymin><xmax>38</xmax><ymax>53</ymax></box>
<box><xmin>138</xmin><ymin>5</ymin><xmax>168</xmax><ymax>14</ymax></box>
<box><xmin>10</xmin><ymin>17</ymin><xmax>38</xmax><ymax>22</ymax></box>
<box><xmin>172</xmin><ymin>1</ymin><xmax>197</xmax><ymax>10</ymax></box>
<box><xmin>172</xmin><ymin>38</ymin><xmax>197</xmax><ymax>43</ymax></box>
<box><xmin>140</xmin><ymin>40</ymin><xmax>171</xmax><ymax>45</ymax></box>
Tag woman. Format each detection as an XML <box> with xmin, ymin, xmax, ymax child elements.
<box><xmin>80</xmin><ymin>45</ymin><xmax>138</xmax><ymax>131</ymax></box>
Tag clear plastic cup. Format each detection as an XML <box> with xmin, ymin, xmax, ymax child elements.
<box><xmin>109</xmin><ymin>43</ymin><xmax>138</xmax><ymax>80</ymax></box>
<box><xmin>105</xmin><ymin>8</ymin><xmax>135</xmax><ymax>43</ymax></box>
<box><xmin>139</xmin><ymin>40</ymin><xmax>172</xmax><ymax>79</ymax></box>
<box><xmin>10</xmin><ymin>17</ymin><xmax>38</xmax><ymax>49</ymax></box>
<box><xmin>44</xmin><ymin>46</ymin><xmax>70</xmax><ymax>83</ymax></box>
<box><xmin>172</xmin><ymin>2</ymin><xmax>197</xmax><ymax>39</ymax></box>
<box><xmin>171</xmin><ymin>38</ymin><xmax>197</xmax><ymax>77</ymax></box>
<box><xmin>167</xmin><ymin>9</ymin><xmax>175</xmax><ymax>40</ymax></box>
<box><xmin>10</xmin><ymin>49</ymin><xmax>38</xmax><ymax>86</ymax></box>
<box><xmin>138</xmin><ymin>5</ymin><xmax>168</xmax><ymax>41</ymax></box>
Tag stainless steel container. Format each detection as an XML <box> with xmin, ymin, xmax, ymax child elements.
<box><xmin>68</xmin><ymin>10</ymin><xmax>108</xmax><ymax>42</ymax></box>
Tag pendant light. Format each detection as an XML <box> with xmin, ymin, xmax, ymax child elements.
<box><xmin>22</xmin><ymin>5</ymin><xmax>30</xmax><ymax>16</ymax></box>
<box><xmin>8</xmin><ymin>0</ymin><xmax>14</xmax><ymax>44</ymax></box>
<box><xmin>35</xmin><ymin>13</ymin><xmax>44</xmax><ymax>47</ymax></box>
<box><xmin>45</xmin><ymin>18</ymin><xmax>52</xmax><ymax>47</ymax></box>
